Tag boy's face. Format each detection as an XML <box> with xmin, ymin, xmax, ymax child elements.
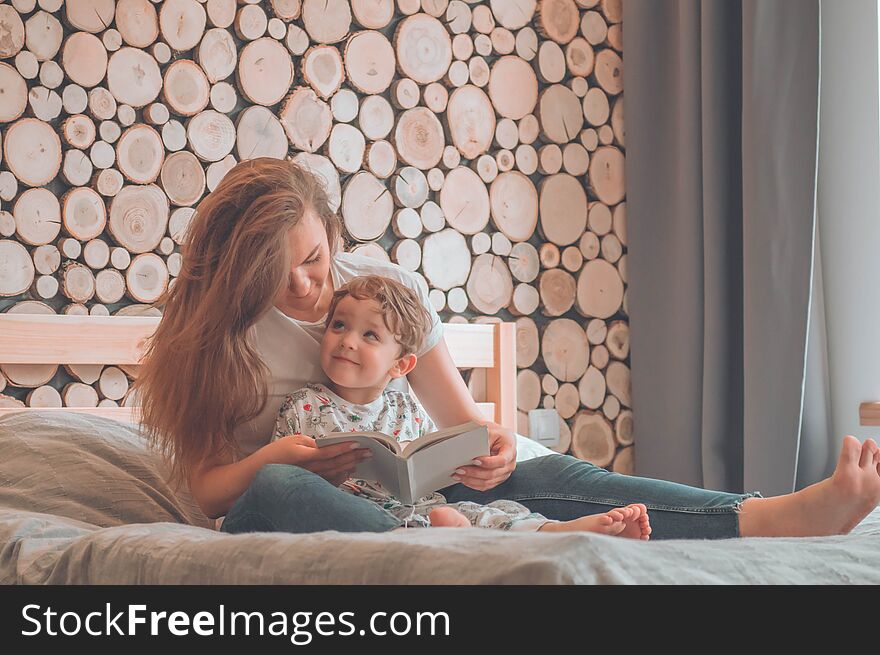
<box><xmin>320</xmin><ymin>295</ymin><xmax>416</xmax><ymax>390</ymax></box>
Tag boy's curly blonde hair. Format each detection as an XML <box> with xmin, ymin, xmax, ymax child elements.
<box><xmin>325</xmin><ymin>275</ymin><xmax>432</xmax><ymax>357</ymax></box>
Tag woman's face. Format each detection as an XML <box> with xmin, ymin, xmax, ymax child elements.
<box><xmin>276</xmin><ymin>210</ymin><xmax>332</xmax><ymax>315</ymax></box>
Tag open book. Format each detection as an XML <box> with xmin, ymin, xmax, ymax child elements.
<box><xmin>316</xmin><ymin>420</ymin><xmax>490</xmax><ymax>504</ymax></box>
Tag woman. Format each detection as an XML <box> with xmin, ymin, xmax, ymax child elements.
<box><xmin>136</xmin><ymin>157</ymin><xmax>880</xmax><ymax>539</ymax></box>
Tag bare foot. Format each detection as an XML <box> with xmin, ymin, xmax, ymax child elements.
<box><xmin>739</xmin><ymin>436</ymin><xmax>880</xmax><ymax>537</ymax></box>
<box><xmin>428</xmin><ymin>506</ymin><xmax>471</xmax><ymax>528</ymax></box>
<box><xmin>539</xmin><ymin>503</ymin><xmax>651</xmax><ymax>540</ymax></box>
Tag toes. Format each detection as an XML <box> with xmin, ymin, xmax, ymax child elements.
<box><xmin>840</xmin><ymin>435</ymin><xmax>862</xmax><ymax>467</ymax></box>
<box><xmin>860</xmin><ymin>439</ymin><xmax>878</xmax><ymax>468</ymax></box>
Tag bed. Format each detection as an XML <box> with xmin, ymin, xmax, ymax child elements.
<box><xmin>2</xmin><ymin>317</ymin><xmax>880</xmax><ymax>584</ymax></box>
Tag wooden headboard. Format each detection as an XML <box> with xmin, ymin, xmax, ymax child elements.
<box><xmin>0</xmin><ymin>315</ymin><xmax>517</xmax><ymax>431</ymax></box>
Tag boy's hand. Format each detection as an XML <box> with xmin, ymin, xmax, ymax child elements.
<box><xmin>272</xmin><ymin>434</ymin><xmax>372</xmax><ymax>486</ymax></box>
<box><xmin>451</xmin><ymin>423</ymin><xmax>517</xmax><ymax>491</ymax></box>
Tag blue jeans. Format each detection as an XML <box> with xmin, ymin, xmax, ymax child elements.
<box><xmin>219</xmin><ymin>454</ymin><xmax>763</xmax><ymax>540</ymax></box>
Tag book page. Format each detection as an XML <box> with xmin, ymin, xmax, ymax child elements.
<box><xmin>399</xmin><ymin>420</ymin><xmax>484</xmax><ymax>458</ymax></box>
<box><xmin>405</xmin><ymin>426</ymin><xmax>490</xmax><ymax>502</ymax></box>
<box><xmin>316</xmin><ymin>431</ymin><xmax>402</xmax><ymax>455</ymax></box>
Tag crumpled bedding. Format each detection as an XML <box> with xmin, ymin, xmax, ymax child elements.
<box><xmin>2</xmin><ymin>411</ymin><xmax>878</xmax><ymax>584</ymax></box>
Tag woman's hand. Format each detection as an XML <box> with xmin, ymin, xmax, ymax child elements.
<box><xmin>271</xmin><ymin>434</ymin><xmax>371</xmax><ymax>486</ymax></box>
<box><xmin>451</xmin><ymin>422</ymin><xmax>517</xmax><ymax>492</ymax></box>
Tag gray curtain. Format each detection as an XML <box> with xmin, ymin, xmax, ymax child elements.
<box><xmin>623</xmin><ymin>0</ymin><xmax>820</xmax><ymax>496</ymax></box>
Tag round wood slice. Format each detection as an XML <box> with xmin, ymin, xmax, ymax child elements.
<box><xmin>555</xmin><ymin>382</ymin><xmax>580</xmax><ymax>419</ymax></box>
<box><xmin>30</xmin><ymin>274</ymin><xmax>58</xmax><ymax>299</ymax></box>
<box><xmin>611</xmin><ymin>445</ymin><xmax>633</xmax><ymax>475</ymax></box>
<box><xmin>561</xmin><ymin>245</ymin><xmax>583</xmax><ymax>272</ymax></box>
<box><xmin>583</xmin><ymin>87</ymin><xmax>610</xmax><ymax>126</ymax></box>
<box><xmin>390</xmin><ymin>238</ymin><xmax>421</xmax><ymax>272</ymax></box>
<box><xmin>95</xmin><ymin>267</ymin><xmax>126</xmax><ymax>303</ymax></box>
<box><xmin>538</xmin><ymin>84</ymin><xmax>583</xmax><ymax>143</ymax></box>
<box><xmin>292</xmin><ymin>152</ymin><xmax>342</xmax><ymax>212</ymax></box>
<box><xmin>490</xmin><ymin>0</ymin><xmax>536</xmax><ymax>30</ymax></box>
<box><xmin>593</xmin><ymin>344</ymin><xmax>612</xmax><ymax>368</ymax></box>
<box><xmin>24</xmin><ymin>10</ymin><xmax>63</xmax><ymax>62</ymax></box>
<box><xmin>594</xmin><ymin>48</ymin><xmax>623</xmax><ymax>95</ymax></box>
<box><xmin>87</xmin><ymin>87</ymin><xmax>117</xmax><ymax>121</ymax></box>
<box><xmin>98</xmin><ymin>365</ymin><xmax>129</xmax><ymax>400</ymax></box>
<box><xmin>487</xmin><ymin>172</ymin><xmax>537</xmax><ymax>243</ymax></box>
<box><xmin>391</xmin><ymin>166</ymin><xmax>428</xmax><ymax>208</ymax></box>
<box><xmin>61</xmin><ymin>148</ymin><xmax>93</xmax><ymax>186</ymax></box>
<box><xmin>537</xmin><ymin>40</ymin><xmax>565</xmax><ymax>84</ymax></box>
<box><xmin>351</xmin><ymin>0</ymin><xmax>393</xmax><ymax>28</ymax></box>
<box><xmin>452</xmin><ymin>32</ymin><xmax>473</xmax><ymax>61</ymax></box>
<box><xmin>162</xmin><ymin>59</ymin><xmax>210</xmax><ymax>116</ymax></box>
<box><xmin>419</xmin><ymin>200</ymin><xmax>445</xmax><ymax>232</ymax></box>
<box><xmin>61</xmin><ymin>261</ymin><xmax>96</xmax><ymax>302</ymax></box>
<box><xmin>488</xmin><ymin>56</ymin><xmax>538</xmax><ymax>120</ymax></box>
<box><xmin>330</xmin><ymin>87</ymin><xmax>359</xmax><ymax>123</ymax></box>
<box><xmin>110</xmin><ymin>246</ymin><xmax>131</xmax><ymax>269</ymax></box>
<box><xmin>606</xmin><ymin>360</ymin><xmax>631</xmax><ymax>407</ymax></box>
<box><xmin>159</xmin><ymin>0</ymin><xmax>206</xmax><ymax>51</ymax></box>
<box><xmin>198</xmin><ymin>31</ymin><xmax>237</xmax><ymax>87</ymax></box>
<box><xmin>611</xmin><ymin>94</ymin><xmax>625</xmax><ymax>146</ymax></box>
<box><xmin>580</xmin><ymin>10</ymin><xmax>607</xmax><ymax>45</ymax></box>
<box><xmin>187</xmin><ymin>110</ymin><xmax>236</xmax><ymax>162</ymax></box>
<box><xmin>126</xmin><ymin>252</ymin><xmax>168</xmax><ymax>302</ymax></box>
<box><xmin>576</xmin><ymin>258</ymin><xmax>623</xmax><ymax>319</ymax></box>
<box><xmin>466</xmin><ymin>253</ymin><xmax>513</xmax><ymax>314</ymax></box>
<box><xmin>392</xmin><ymin>207</ymin><xmax>423</xmax><ymax>239</ymax></box>
<box><xmin>509</xmin><ymin>241</ymin><xmax>539</xmax><ymax>283</ymax></box>
<box><xmin>0</xmin><ymin>211</ymin><xmax>14</xmax><ymax>237</ymax></box>
<box><xmin>509</xmin><ymin>282</ymin><xmax>539</xmax><ymax>316</ymax></box>
<box><xmin>234</xmin><ymin>105</ymin><xmax>287</xmax><ymax>161</ymax></box>
<box><xmin>344</xmin><ymin>30</ymin><xmax>395</xmax><ymax>94</ymax></box>
<box><xmin>446</xmin><ymin>84</ymin><xmax>495</xmax><ymax>159</ymax></box>
<box><xmin>539</xmin><ymin>173</ymin><xmax>587</xmax><ymax>246</ymax></box>
<box><xmin>349</xmin><ymin>241</ymin><xmax>390</xmax><ymax>262</ymax></box>
<box><xmin>160</xmin><ymin>150</ymin><xmax>206</xmax><ymax>206</ymax></box>
<box><xmin>326</xmin><ymin>122</ymin><xmax>366</xmax><ymax>173</ymax></box>
<box><xmin>491</xmin><ymin>230</ymin><xmax>511</xmax><ymax>256</ymax></box>
<box><xmin>588</xmin><ymin>201</ymin><xmax>612</xmax><ymax>234</ymax></box>
<box><xmin>580</xmin><ymin>127</ymin><xmax>598</xmax><ymax>151</ymax></box>
<box><xmin>586</xmin><ymin>317</ymin><xmax>607</xmax><ymax>345</ymax></box>
<box><xmin>390</xmin><ymin>78</ymin><xmax>420</xmax><ymax>110</ymax></box>
<box><xmin>0</xmin><ymin>239</ymin><xmax>34</xmax><ymax>296</ymax></box>
<box><xmin>108</xmin><ymin>183</ymin><xmax>169</xmax><ymax>253</ymax></box>
<box><xmin>32</xmin><ymin>244</ymin><xmax>60</xmax><ymax>275</ymax></box>
<box><xmin>601</xmin><ymin>233</ymin><xmax>622</xmax><ymax>263</ymax></box>
<box><xmin>602</xmin><ymin>392</ymin><xmax>620</xmax><ymax>420</ymax></box>
<box><xmin>116</xmin><ymin>0</ymin><xmax>159</xmax><ymax>47</ymax></box>
<box><xmin>445</xmin><ymin>1</ymin><xmax>472</xmax><ymax>35</ymax></box>
<box><xmin>280</xmin><ymin>87</ymin><xmax>332</xmax><ymax>152</ymax></box>
<box><xmin>515</xmin><ymin>26</ymin><xmax>538</xmax><ymax>62</ymax></box>
<box><xmin>364</xmin><ymin>139</ymin><xmax>397</xmax><ymax>178</ymax></box>
<box><xmin>578</xmin><ymin>365</ymin><xmax>605</xmax><ymax>409</ymax></box>
<box><xmin>539</xmin><ymin>242</ymin><xmax>560</xmax><ymax>269</ymax></box>
<box><xmin>64</xmin><ymin>363</ymin><xmax>103</xmax><ymax>384</ymax></box>
<box><xmin>61</xmin><ymin>381</ymin><xmax>99</xmax><ymax>407</ymax></box>
<box><xmin>612</xmin><ymin>201</ymin><xmax>627</xmax><ymax>245</ymax></box>
<box><xmin>107</xmin><ymin>47</ymin><xmax>162</xmax><ymax>108</ymax></box>
<box><xmin>421</xmin><ymin>228</ymin><xmax>471</xmax><ymax>290</ymax></box>
<box><xmin>82</xmin><ymin>238</ymin><xmax>110</xmax><ymax>269</ymax></box>
<box><xmin>571</xmin><ymin>410</ymin><xmax>614</xmax><ymax>466</ymax></box>
<box><xmin>515</xmin><ymin>315</ymin><xmax>539</xmax><ymax>368</ymax></box>
<box><xmin>601</xmin><ymin>0</ymin><xmax>622</xmax><ymax>24</ymax></box>
<box><xmin>302</xmin><ymin>44</ymin><xmax>344</xmax><ymax>99</ymax></box>
<box><xmin>235</xmin><ymin>4</ymin><xmax>268</xmax><ymax>41</ymax></box>
<box><xmin>514</xmin><ymin>143</ymin><xmax>538</xmax><ymax>174</ymax></box>
<box><xmin>615</xmin><ymin>409</ymin><xmax>633</xmax><ymax>446</ymax></box>
<box><xmin>495</xmin><ymin>117</ymin><xmax>519</xmax><ymax>150</ymax></box>
<box><xmin>340</xmin><ymin>171</ymin><xmax>393</xmax><ymax>241</ymax></box>
<box><xmin>301</xmin><ymin>0</ymin><xmax>351</xmax><ymax>44</ymax></box>
<box><xmin>440</xmin><ymin>166</ymin><xmax>490</xmax><ymax>234</ymax></box>
<box><xmin>393</xmin><ymin>107</ymin><xmax>445</xmax><ymax>170</ymax></box>
<box><xmin>57</xmin><ymin>237</ymin><xmax>82</xmax><ymax>259</ymax></box>
<box><xmin>517</xmin><ymin>368</ymin><xmax>541</xmax><ymax>411</ymax></box>
<box><xmin>115</xmin><ymin>124</ymin><xmax>164</xmax><ymax>184</ymax></box>
<box><xmin>542</xmin><ymin>317</ymin><xmax>588</xmax><ymax>381</ymax></box>
<box><xmin>161</xmin><ymin>120</ymin><xmax>186</xmax><ymax>152</ymax></box>
<box><xmin>61</xmin><ymin>32</ymin><xmax>108</xmax><ymax>88</ymax></box>
<box><xmin>393</xmin><ymin>14</ymin><xmax>452</xmax><ymax>84</ymax></box>
<box><xmin>95</xmin><ymin>168</ymin><xmax>124</xmax><ymax>196</ymax></box>
<box><xmin>26</xmin><ymin>385</ymin><xmax>62</xmax><ymax>407</ymax></box>
<box><xmin>538</xmin><ymin>268</ymin><xmax>576</xmax><ymax>316</ymax></box>
<box><xmin>357</xmin><ymin>93</ymin><xmax>394</xmax><ymax>140</ymax></box>
<box><xmin>0</xmin><ymin>63</ymin><xmax>29</xmax><ymax>122</ymax></box>
<box><xmin>588</xmin><ymin>146</ymin><xmax>625</xmax><ymax>205</ymax></box>
<box><xmin>535</xmin><ymin>0</ymin><xmax>580</xmax><ymax>44</ymax></box>
<box><xmin>0</xmin><ymin>5</ymin><xmax>25</xmax><ymax>59</ymax></box>
<box><xmin>13</xmin><ymin>187</ymin><xmax>59</xmax><ymax>247</ymax></box>
<box><xmin>565</xmin><ymin>36</ymin><xmax>594</xmax><ymax>77</ymax></box>
<box><xmin>238</xmin><ymin>37</ymin><xmax>294</xmax><ymax>106</ymax></box>
<box><xmin>4</xmin><ymin>118</ymin><xmax>60</xmax><ymax>186</ymax></box>
<box><xmin>540</xmin><ymin>144</ymin><xmax>565</xmax><ymax>176</ymax></box>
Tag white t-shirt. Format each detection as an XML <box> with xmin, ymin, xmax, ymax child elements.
<box><xmin>231</xmin><ymin>250</ymin><xmax>444</xmax><ymax>458</ymax></box>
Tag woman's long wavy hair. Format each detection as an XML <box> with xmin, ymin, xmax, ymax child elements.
<box><xmin>134</xmin><ymin>157</ymin><xmax>344</xmax><ymax>491</ymax></box>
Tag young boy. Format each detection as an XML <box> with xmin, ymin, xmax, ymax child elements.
<box><xmin>273</xmin><ymin>275</ymin><xmax>650</xmax><ymax>538</ymax></box>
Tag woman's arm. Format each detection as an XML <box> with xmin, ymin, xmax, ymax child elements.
<box><xmin>190</xmin><ymin>437</ymin><xmax>372</xmax><ymax>519</ymax></box>
<box><xmin>407</xmin><ymin>338</ymin><xmax>518</xmax><ymax>490</ymax></box>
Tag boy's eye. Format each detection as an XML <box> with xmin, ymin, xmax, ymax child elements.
<box><xmin>332</xmin><ymin>320</ymin><xmax>343</xmax><ymax>329</ymax></box>
<box><xmin>306</xmin><ymin>255</ymin><xmax>320</xmax><ymax>264</ymax></box>
<box><xmin>366</xmin><ymin>331</ymin><xmax>379</xmax><ymax>340</ymax></box>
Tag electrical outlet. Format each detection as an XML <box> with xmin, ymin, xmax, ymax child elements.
<box><xmin>528</xmin><ymin>409</ymin><xmax>560</xmax><ymax>448</ymax></box>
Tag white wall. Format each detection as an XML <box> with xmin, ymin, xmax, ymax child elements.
<box><xmin>811</xmin><ymin>0</ymin><xmax>880</xmax><ymax>482</ymax></box>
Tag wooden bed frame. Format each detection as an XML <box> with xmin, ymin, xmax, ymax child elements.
<box><xmin>0</xmin><ymin>315</ymin><xmax>517</xmax><ymax>431</ymax></box>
